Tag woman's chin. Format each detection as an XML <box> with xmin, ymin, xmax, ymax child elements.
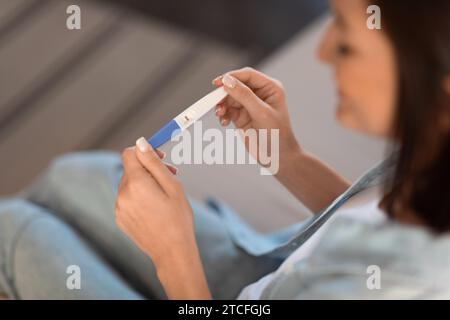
<box><xmin>335</xmin><ymin>103</ymin><xmax>351</xmax><ymax>126</ymax></box>
<box><xmin>335</xmin><ymin>106</ymin><xmax>382</xmax><ymax>137</ymax></box>
<box><xmin>335</xmin><ymin>103</ymin><xmax>361</xmax><ymax>133</ymax></box>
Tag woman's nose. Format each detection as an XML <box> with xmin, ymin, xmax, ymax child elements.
<box><xmin>317</xmin><ymin>23</ymin><xmax>336</xmax><ymax>64</ymax></box>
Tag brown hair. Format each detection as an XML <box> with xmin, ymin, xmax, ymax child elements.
<box><xmin>375</xmin><ymin>1</ymin><xmax>450</xmax><ymax>232</ymax></box>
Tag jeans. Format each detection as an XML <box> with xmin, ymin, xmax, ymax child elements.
<box><xmin>0</xmin><ymin>152</ymin><xmax>281</xmax><ymax>299</ymax></box>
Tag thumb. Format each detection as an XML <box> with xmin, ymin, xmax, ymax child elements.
<box><xmin>135</xmin><ymin>137</ymin><xmax>177</xmax><ymax>192</ymax></box>
<box><xmin>221</xmin><ymin>74</ymin><xmax>269</xmax><ymax>119</ymax></box>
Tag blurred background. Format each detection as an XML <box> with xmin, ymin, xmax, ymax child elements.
<box><xmin>0</xmin><ymin>0</ymin><xmax>385</xmax><ymax>231</ymax></box>
<box><xmin>0</xmin><ymin>0</ymin><xmax>327</xmax><ymax>194</ymax></box>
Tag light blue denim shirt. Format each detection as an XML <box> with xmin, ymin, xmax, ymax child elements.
<box><xmin>261</xmin><ymin>216</ymin><xmax>450</xmax><ymax>299</ymax></box>
<box><xmin>211</xmin><ymin>153</ymin><xmax>450</xmax><ymax>299</ymax></box>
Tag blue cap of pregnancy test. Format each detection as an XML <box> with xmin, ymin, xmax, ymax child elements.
<box><xmin>148</xmin><ymin>119</ymin><xmax>182</xmax><ymax>149</ymax></box>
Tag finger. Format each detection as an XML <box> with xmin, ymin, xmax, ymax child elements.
<box><xmin>222</xmin><ymin>95</ymin><xmax>243</xmax><ymax>110</ymax></box>
<box><xmin>227</xmin><ymin>107</ymin><xmax>240</xmax><ymax>122</ymax></box>
<box><xmin>216</xmin><ymin>97</ymin><xmax>241</xmax><ymax>113</ymax></box>
<box><xmin>165</xmin><ymin>163</ymin><xmax>178</xmax><ymax>175</ymax></box>
<box><xmin>219</xmin><ymin>116</ymin><xmax>230</xmax><ymax>127</ymax></box>
<box><xmin>221</xmin><ymin>74</ymin><xmax>270</xmax><ymax>118</ymax></box>
<box><xmin>218</xmin><ymin>107</ymin><xmax>237</xmax><ymax>123</ymax></box>
<box><xmin>118</xmin><ymin>175</ymin><xmax>127</xmax><ymax>195</ymax></box>
<box><xmin>135</xmin><ymin>137</ymin><xmax>178</xmax><ymax>192</ymax></box>
<box><xmin>212</xmin><ymin>75</ymin><xmax>223</xmax><ymax>87</ymax></box>
<box><xmin>215</xmin><ymin>95</ymin><xmax>244</xmax><ymax>116</ymax></box>
<box><xmin>215</xmin><ymin>104</ymin><xmax>227</xmax><ymax>117</ymax></box>
<box><xmin>121</xmin><ymin>147</ymin><xmax>146</xmax><ymax>175</ymax></box>
<box><xmin>229</xmin><ymin>108</ymin><xmax>251</xmax><ymax>128</ymax></box>
<box><xmin>227</xmin><ymin>67</ymin><xmax>274</xmax><ymax>91</ymax></box>
<box><xmin>156</xmin><ymin>149</ymin><xmax>166</xmax><ymax>160</ymax></box>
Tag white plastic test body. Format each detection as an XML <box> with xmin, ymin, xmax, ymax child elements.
<box><xmin>148</xmin><ymin>87</ymin><xmax>228</xmax><ymax>148</ymax></box>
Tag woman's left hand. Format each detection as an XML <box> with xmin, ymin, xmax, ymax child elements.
<box><xmin>116</xmin><ymin>138</ymin><xmax>211</xmax><ymax>299</ymax></box>
<box><xmin>116</xmin><ymin>136</ymin><xmax>197</xmax><ymax>263</ymax></box>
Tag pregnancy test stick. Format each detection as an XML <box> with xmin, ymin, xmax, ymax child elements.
<box><xmin>148</xmin><ymin>87</ymin><xmax>228</xmax><ymax>148</ymax></box>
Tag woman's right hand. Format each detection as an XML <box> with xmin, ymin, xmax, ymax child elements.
<box><xmin>212</xmin><ymin>67</ymin><xmax>302</xmax><ymax>169</ymax></box>
<box><xmin>213</xmin><ymin>68</ymin><xmax>350</xmax><ymax>212</ymax></box>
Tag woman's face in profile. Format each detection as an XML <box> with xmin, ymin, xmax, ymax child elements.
<box><xmin>318</xmin><ymin>0</ymin><xmax>397</xmax><ymax>138</ymax></box>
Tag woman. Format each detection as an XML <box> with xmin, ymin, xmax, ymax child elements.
<box><xmin>0</xmin><ymin>0</ymin><xmax>449</xmax><ymax>299</ymax></box>
<box><xmin>116</xmin><ymin>0</ymin><xmax>450</xmax><ymax>299</ymax></box>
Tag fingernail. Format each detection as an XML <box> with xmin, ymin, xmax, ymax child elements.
<box><xmin>215</xmin><ymin>105</ymin><xmax>224</xmax><ymax>115</ymax></box>
<box><xmin>136</xmin><ymin>137</ymin><xmax>150</xmax><ymax>153</ymax></box>
<box><xmin>166</xmin><ymin>164</ymin><xmax>178</xmax><ymax>175</ymax></box>
<box><xmin>222</xmin><ymin>74</ymin><xmax>236</xmax><ymax>89</ymax></box>
<box><xmin>159</xmin><ymin>150</ymin><xmax>166</xmax><ymax>159</ymax></box>
<box><xmin>221</xmin><ymin>118</ymin><xmax>228</xmax><ymax>126</ymax></box>
<box><xmin>212</xmin><ymin>75</ymin><xmax>223</xmax><ymax>85</ymax></box>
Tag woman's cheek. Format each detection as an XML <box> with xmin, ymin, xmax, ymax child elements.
<box><xmin>336</xmin><ymin>81</ymin><xmax>393</xmax><ymax>136</ymax></box>
<box><xmin>366</xmin><ymin>96</ymin><xmax>396</xmax><ymax>137</ymax></box>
